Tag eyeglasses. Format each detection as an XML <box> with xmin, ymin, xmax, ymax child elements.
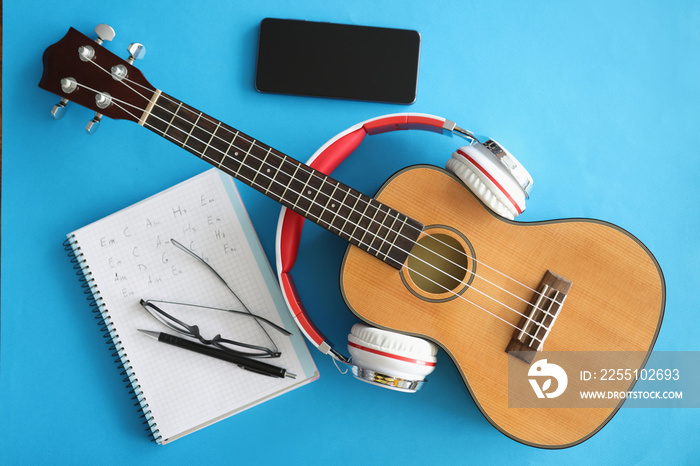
<box><xmin>139</xmin><ymin>299</ymin><xmax>288</xmax><ymax>358</ymax></box>
<box><xmin>139</xmin><ymin>239</ymin><xmax>290</xmax><ymax>359</ymax></box>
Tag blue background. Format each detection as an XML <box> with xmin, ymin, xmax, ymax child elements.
<box><xmin>2</xmin><ymin>0</ymin><xmax>699</xmax><ymax>463</ymax></box>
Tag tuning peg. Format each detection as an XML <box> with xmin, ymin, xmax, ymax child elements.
<box><xmin>51</xmin><ymin>98</ymin><xmax>70</xmax><ymax>120</ymax></box>
<box><xmin>126</xmin><ymin>43</ymin><xmax>146</xmax><ymax>64</ymax></box>
<box><xmin>86</xmin><ymin>113</ymin><xmax>103</xmax><ymax>134</ymax></box>
<box><xmin>94</xmin><ymin>24</ymin><xmax>115</xmax><ymax>45</ymax></box>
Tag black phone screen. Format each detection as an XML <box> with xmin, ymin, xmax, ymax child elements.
<box><xmin>255</xmin><ymin>18</ymin><xmax>421</xmax><ymax>104</ymax></box>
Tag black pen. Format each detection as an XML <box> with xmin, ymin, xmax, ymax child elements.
<box><xmin>138</xmin><ymin>329</ymin><xmax>296</xmax><ymax>379</ymax></box>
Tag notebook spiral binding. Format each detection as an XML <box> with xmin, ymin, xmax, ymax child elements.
<box><xmin>65</xmin><ymin>236</ymin><xmax>163</xmax><ymax>444</ymax></box>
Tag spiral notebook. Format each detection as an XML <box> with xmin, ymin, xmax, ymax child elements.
<box><xmin>66</xmin><ymin>168</ymin><xmax>318</xmax><ymax>444</ymax></box>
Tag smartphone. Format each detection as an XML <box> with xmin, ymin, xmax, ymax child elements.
<box><xmin>255</xmin><ymin>18</ymin><xmax>421</xmax><ymax>104</ymax></box>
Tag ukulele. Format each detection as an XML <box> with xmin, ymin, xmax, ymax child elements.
<box><xmin>39</xmin><ymin>26</ymin><xmax>665</xmax><ymax>448</ymax></box>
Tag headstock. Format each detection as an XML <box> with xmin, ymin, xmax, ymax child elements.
<box><xmin>39</xmin><ymin>25</ymin><xmax>154</xmax><ymax>133</ymax></box>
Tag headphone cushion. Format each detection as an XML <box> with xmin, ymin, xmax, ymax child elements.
<box><xmin>446</xmin><ymin>142</ymin><xmax>528</xmax><ymax>219</ymax></box>
<box><xmin>348</xmin><ymin>323</ymin><xmax>437</xmax><ymax>381</ymax></box>
<box><xmin>446</xmin><ymin>156</ymin><xmax>517</xmax><ymax>220</ymax></box>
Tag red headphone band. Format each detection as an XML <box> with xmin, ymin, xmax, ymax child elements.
<box><xmin>275</xmin><ymin>113</ymin><xmax>454</xmax><ymax>361</ymax></box>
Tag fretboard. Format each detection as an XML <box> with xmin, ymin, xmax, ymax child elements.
<box><xmin>142</xmin><ymin>91</ymin><xmax>423</xmax><ymax>269</ymax></box>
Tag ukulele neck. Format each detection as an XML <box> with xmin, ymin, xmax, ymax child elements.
<box><xmin>141</xmin><ymin>90</ymin><xmax>423</xmax><ymax>269</ymax></box>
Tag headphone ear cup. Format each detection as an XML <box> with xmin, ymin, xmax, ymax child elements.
<box><xmin>446</xmin><ymin>144</ymin><xmax>527</xmax><ymax>220</ymax></box>
<box><xmin>446</xmin><ymin>156</ymin><xmax>517</xmax><ymax>220</ymax></box>
<box><xmin>347</xmin><ymin>323</ymin><xmax>437</xmax><ymax>392</ymax></box>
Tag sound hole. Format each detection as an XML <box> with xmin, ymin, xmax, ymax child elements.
<box><xmin>406</xmin><ymin>233</ymin><xmax>469</xmax><ymax>295</ymax></box>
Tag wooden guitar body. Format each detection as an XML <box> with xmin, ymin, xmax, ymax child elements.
<box><xmin>340</xmin><ymin>165</ymin><xmax>665</xmax><ymax>448</ymax></box>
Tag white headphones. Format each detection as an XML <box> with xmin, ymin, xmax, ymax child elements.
<box><xmin>275</xmin><ymin>113</ymin><xmax>532</xmax><ymax>392</ymax></box>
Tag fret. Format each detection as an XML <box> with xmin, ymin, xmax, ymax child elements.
<box><xmin>235</xmin><ymin>137</ymin><xmax>256</xmax><ymax>178</ymax></box>
<box><xmin>263</xmin><ymin>152</ymin><xmax>284</xmax><ymax>196</ymax></box>
<box><xmin>143</xmin><ymin>91</ymin><xmax>424</xmax><ymax>269</ymax></box>
<box><xmin>349</xmin><ymin>198</ymin><xmax>373</xmax><ymax>248</ymax></box>
<box><xmin>207</xmin><ymin>126</ymin><xmax>232</xmax><ymax>169</ymax></box>
<box><xmin>266</xmin><ymin>155</ymin><xmax>294</xmax><ymax>204</ymax></box>
<box><xmin>182</xmin><ymin>112</ymin><xmax>202</xmax><ymax>148</ymax></box>
<box><xmin>378</xmin><ymin>210</ymin><xmax>401</xmax><ymax>261</ymax></box>
<box><xmin>384</xmin><ymin>216</ymin><xmax>409</xmax><ymax>267</ymax></box>
<box><xmin>368</xmin><ymin>205</ymin><xmax>391</xmax><ymax>257</ymax></box>
<box><xmin>306</xmin><ymin>174</ymin><xmax>327</xmax><ymax>221</ymax></box>
<box><xmin>391</xmin><ymin>215</ymin><xmax>424</xmax><ymax>268</ymax></box>
<box><xmin>148</xmin><ymin>96</ymin><xmax>188</xmax><ymax>144</ymax></box>
<box><xmin>250</xmin><ymin>147</ymin><xmax>272</xmax><ymax>187</ymax></box>
<box><xmin>291</xmin><ymin>168</ymin><xmax>314</xmax><ymax>213</ymax></box>
<box><xmin>318</xmin><ymin>180</ymin><xmax>340</xmax><ymax>227</ymax></box>
<box><xmin>328</xmin><ymin>186</ymin><xmax>352</xmax><ymax>238</ymax></box>
<box><xmin>359</xmin><ymin>201</ymin><xmax>384</xmax><ymax>254</ymax></box>
<box><xmin>221</xmin><ymin>130</ymin><xmax>239</xmax><ymax>168</ymax></box>
<box><xmin>249</xmin><ymin>144</ymin><xmax>276</xmax><ymax>190</ymax></box>
<box><xmin>280</xmin><ymin>163</ymin><xmax>301</xmax><ymax>204</ymax></box>
<box><xmin>168</xmin><ymin>104</ymin><xmax>195</xmax><ymax>145</ymax></box>
<box><xmin>202</xmin><ymin>121</ymin><xmax>221</xmax><ymax>163</ymax></box>
<box><xmin>303</xmin><ymin>174</ymin><xmax>330</xmax><ymax>222</ymax></box>
<box><xmin>233</xmin><ymin>139</ymin><xmax>267</xmax><ymax>188</ymax></box>
<box><xmin>191</xmin><ymin>114</ymin><xmax>219</xmax><ymax>161</ymax></box>
<box><xmin>339</xmin><ymin>191</ymin><xmax>363</xmax><ymax>242</ymax></box>
<box><xmin>164</xmin><ymin>102</ymin><xmax>182</xmax><ymax>135</ymax></box>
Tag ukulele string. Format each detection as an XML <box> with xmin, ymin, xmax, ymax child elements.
<box><xmin>146</xmin><ymin>95</ymin><xmax>560</xmax><ymax>308</ymax></box>
<box><xmin>106</xmin><ymin>64</ymin><xmax>550</xmax><ymax>309</ymax></box>
<box><xmin>83</xmin><ymin>77</ymin><xmax>555</xmax><ymax>341</ymax></box>
<box><xmin>100</xmin><ymin>89</ymin><xmax>552</xmax><ymax>343</ymax></box>
<box><xmin>115</xmin><ymin>73</ymin><xmax>558</xmax><ymax>308</ymax></box>
<box><xmin>76</xmin><ymin>74</ymin><xmax>554</xmax><ymax>341</ymax></box>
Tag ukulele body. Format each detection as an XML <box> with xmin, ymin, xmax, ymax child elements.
<box><xmin>340</xmin><ymin>165</ymin><xmax>665</xmax><ymax>448</ymax></box>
